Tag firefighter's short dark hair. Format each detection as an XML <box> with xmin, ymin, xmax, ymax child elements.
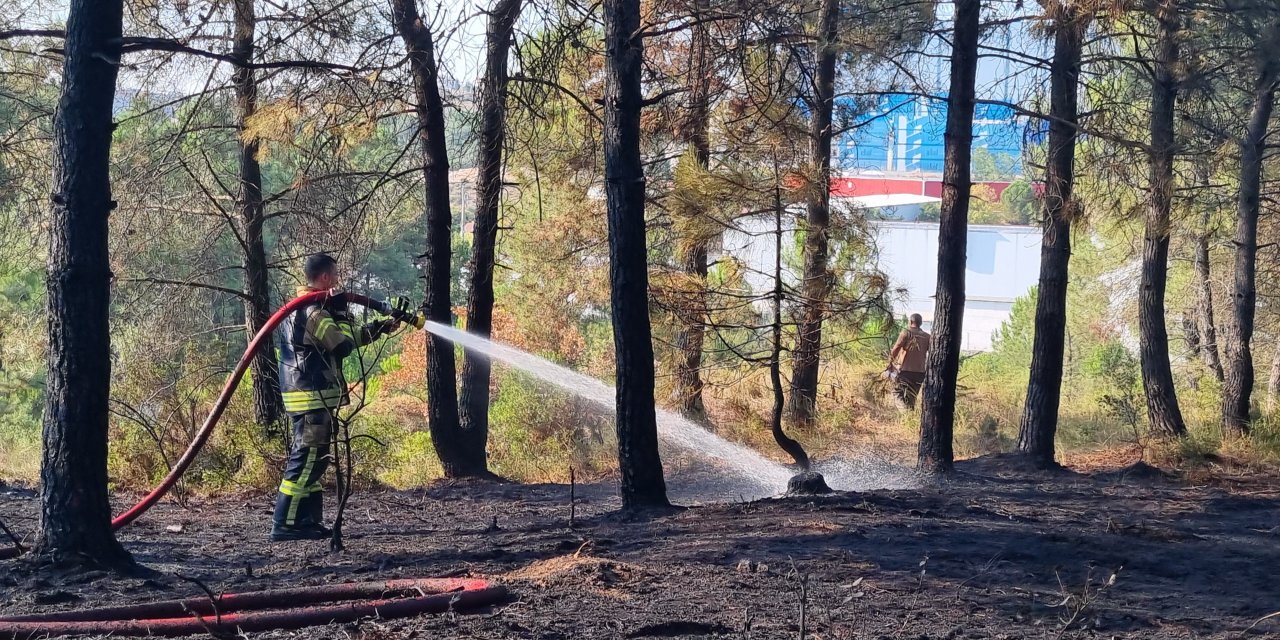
<box><xmin>909</xmin><ymin>313</ymin><xmax>923</xmax><ymax>327</ymax></box>
<box><xmin>304</xmin><ymin>253</ymin><xmax>338</xmax><ymax>283</ymax></box>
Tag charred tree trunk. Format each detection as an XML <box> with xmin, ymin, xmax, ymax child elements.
<box><xmin>788</xmin><ymin>0</ymin><xmax>839</xmax><ymax>426</ymax></box>
<box><xmin>1016</xmin><ymin>4</ymin><xmax>1086</xmax><ymax>468</ymax></box>
<box><xmin>771</xmin><ymin>169</ymin><xmax>810</xmax><ymax>470</ymax></box>
<box><xmin>604</xmin><ymin>0</ymin><xmax>670</xmax><ymax>509</ymax></box>
<box><xmin>1184</xmin><ymin>313</ymin><xmax>1202</xmax><ymax>358</ymax></box>
<box><xmin>392</xmin><ymin>0</ymin><xmax>470</xmax><ymax>477</ymax></box>
<box><xmin>1194</xmin><ymin>210</ymin><xmax>1223</xmax><ymax>382</ymax></box>
<box><xmin>36</xmin><ymin>0</ymin><xmax>133</xmax><ymax>568</ymax></box>
<box><xmin>458</xmin><ymin>0</ymin><xmax>523</xmax><ymax>478</ymax></box>
<box><xmin>1222</xmin><ymin>67</ymin><xmax>1276</xmax><ymax>436</ymax></box>
<box><xmin>1138</xmin><ymin>0</ymin><xmax>1188</xmax><ymax>438</ymax></box>
<box><xmin>671</xmin><ymin>3</ymin><xmax>712</xmax><ymax>422</ymax></box>
<box><xmin>232</xmin><ymin>0</ymin><xmax>283</xmax><ymax>434</ymax></box>
<box><xmin>672</xmin><ymin>242</ymin><xmax>710</xmax><ymax>420</ymax></box>
<box><xmin>918</xmin><ymin>0</ymin><xmax>979</xmax><ymax>475</ymax></box>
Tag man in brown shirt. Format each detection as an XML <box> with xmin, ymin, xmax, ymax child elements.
<box><xmin>887</xmin><ymin>313</ymin><xmax>931</xmax><ymax>408</ymax></box>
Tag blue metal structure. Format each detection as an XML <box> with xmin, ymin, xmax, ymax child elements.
<box><xmin>835</xmin><ymin>94</ymin><xmax>1027</xmax><ymax>175</ymax></box>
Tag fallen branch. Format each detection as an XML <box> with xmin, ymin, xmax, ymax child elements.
<box><xmin>1242</xmin><ymin>611</ymin><xmax>1280</xmax><ymax>636</ymax></box>
<box><xmin>0</xmin><ymin>518</ymin><xmax>25</xmax><ymax>553</ymax></box>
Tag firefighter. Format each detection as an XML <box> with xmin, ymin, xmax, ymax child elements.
<box><xmin>271</xmin><ymin>253</ymin><xmax>401</xmax><ymax>541</ymax></box>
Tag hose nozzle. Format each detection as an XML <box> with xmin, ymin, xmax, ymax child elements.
<box><xmin>378</xmin><ymin>296</ymin><xmax>426</xmax><ymax>330</ymax></box>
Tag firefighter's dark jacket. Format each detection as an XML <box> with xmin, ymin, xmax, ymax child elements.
<box><xmin>278</xmin><ymin>287</ymin><xmax>386</xmax><ymax>415</ymax></box>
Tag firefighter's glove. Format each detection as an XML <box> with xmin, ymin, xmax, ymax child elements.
<box><xmin>391</xmin><ymin>296</ymin><xmax>415</xmax><ymax>318</ymax></box>
<box><xmin>376</xmin><ymin>317</ymin><xmax>401</xmax><ymax>337</ymax></box>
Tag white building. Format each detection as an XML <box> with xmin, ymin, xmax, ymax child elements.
<box><xmin>873</xmin><ymin>221</ymin><xmax>1041</xmax><ymax>352</ymax></box>
<box><xmin>719</xmin><ymin>201</ymin><xmax>1042</xmax><ymax>352</ymax></box>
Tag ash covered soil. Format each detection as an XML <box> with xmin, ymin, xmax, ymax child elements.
<box><xmin>2</xmin><ymin>458</ymin><xmax>1279</xmax><ymax>639</ymax></box>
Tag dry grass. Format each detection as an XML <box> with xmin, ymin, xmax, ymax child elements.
<box><xmin>0</xmin><ymin>435</ymin><xmax>39</xmax><ymax>483</ymax></box>
<box><xmin>504</xmin><ymin>554</ymin><xmax>643</xmax><ymax>588</ymax></box>
<box><xmin>1059</xmin><ymin>444</ymin><xmax>1146</xmax><ymax>471</ymax></box>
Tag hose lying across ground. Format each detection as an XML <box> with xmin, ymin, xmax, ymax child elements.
<box><xmin>0</xmin><ymin>577</ymin><xmax>506</xmax><ymax>639</ymax></box>
<box><xmin>0</xmin><ymin>295</ymin><xmax>476</xmax><ymax>637</ymax></box>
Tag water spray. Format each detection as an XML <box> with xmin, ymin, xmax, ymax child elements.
<box><xmin>422</xmin><ymin>321</ymin><xmax>796</xmax><ymax>495</ymax></box>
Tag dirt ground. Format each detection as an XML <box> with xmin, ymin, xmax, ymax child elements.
<box><xmin>2</xmin><ymin>457</ymin><xmax>1279</xmax><ymax>639</ymax></box>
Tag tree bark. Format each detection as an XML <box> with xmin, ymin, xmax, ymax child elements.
<box><xmin>1138</xmin><ymin>0</ymin><xmax>1188</xmax><ymax>438</ymax></box>
<box><xmin>36</xmin><ymin>0</ymin><xmax>133</xmax><ymax>568</ymax></box>
<box><xmin>1184</xmin><ymin>313</ymin><xmax>1201</xmax><ymax>358</ymax></box>
<box><xmin>1016</xmin><ymin>3</ymin><xmax>1086</xmax><ymax>468</ymax></box>
<box><xmin>232</xmin><ymin>0</ymin><xmax>283</xmax><ymax>434</ymax></box>
<box><xmin>1194</xmin><ymin>209</ymin><xmax>1223</xmax><ymax>382</ymax></box>
<box><xmin>670</xmin><ymin>2</ymin><xmax>712</xmax><ymax>422</ymax></box>
<box><xmin>788</xmin><ymin>0</ymin><xmax>839</xmax><ymax>426</ymax></box>
<box><xmin>603</xmin><ymin>0</ymin><xmax>670</xmax><ymax>509</ymax></box>
<box><xmin>458</xmin><ymin>0</ymin><xmax>523</xmax><ymax>478</ymax></box>
<box><xmin>1221</xmin><ymin>67</ymin><xmax>1276</xmax><ymax>436</ymax></box>
<box><xmin>391</xmin><ymin>0</ymin><xmax>470</xmax><ymax>477</ymax></box>
<box><xmin>1266</xmin><ymin>341</ymin><xmax>1280</xmax><ymax>415</ymax></box>
<box><xmin>918</xmin><ymin>0</ymin><xmax>979</xmax><ymax>475</ymax></box>
<box><xmin>672</xmin><ymin>243</ymin><xmax>709</xmax><ymax>419</ymax></box>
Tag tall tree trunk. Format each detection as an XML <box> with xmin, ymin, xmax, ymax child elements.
<box><xmin>1222</xmin><ymin>68</ymin><xmax>1276</xmax><ymax>436</ymax></box>
<box><xmin>1017</xmin><ymin>3</ymin><xmax>1086</xmax><ymax>468</ymax></box>
<box><xmin>671</xmin><ymin>2</ymin><xmax>712</xmax><ymax>422</ymax></box>
<box><xmin>36</xmin><ymin>0</ymin><xmax>133</xmax><ymax>568</ymax></box>
<box><xmin>232</xmin><ymin>0</ymin><xmax>283</xmax><ymax>434</ymax></box>
<box><xmin>788</xmin><ymin>0</ymin><xmax>839</xmax><ymax>426</ymax></box>
<box><xmin>771</xmin><ymin>165</ymin><xmax>810</xmax><ymax>469</ymax></box>
<box><xmin>672</xmin><ymin>236</ymin><xmax>710</xmax><ymax>420</ymax></box>
<box><xmin>1138</xmin><ymin>0</ymin><xmax>1188</xmax><ymax>438</ymax></box>
<box><xmin>392</xmin><ymin>0</ymin><xmax>469</xmax><ymax>476</ymax></box>
<box><xmin>1194</xmin><ymin>208</ymin><xmax>1223</xmax><ymax>382</ymax></box>
<box><xmin>1184</xmin><ymin>313</ymin><xmax>1202</xmax><ymax>358</ymax></box>
<box><xmin>603</xmin><ymin>0</ymin><xmax>669</xmax><ymax>509</ymax></box>
<box><xmin>1266</xmin><ymin>341</ymin><xmax>1280</xmax><ymax>415</ymax></box>
<box><xmin>458</xmin><ymin>0</ymin><xmax>523</xmax><ymax>478</ymax></box>
<box><xmin>918</xmin><ymin>0</ymin><xmax>979</xmax><ymax>474</ymax></box>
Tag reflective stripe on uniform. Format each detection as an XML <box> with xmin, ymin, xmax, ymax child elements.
<box><xmin>281</xmin><ymin>387</ymin><xmax>345</xmax><ymax>413</ymax></box>
<box><xmin>314</xmin><ymin>318</ymin><xmax>339</xmax><ymax>339</ymax></box>
<box><xmin>285</xmin><ymin>447</ymin><xmax>319</xmax><ymax>525</ymax></box>
<box><xmin>339</xmin><ymin>322</ymin><xmax>358</xmax><ymax>343</ymax></box>
<box><xmin>278</xmin><ymin>478</ymin><xmax>309</xmax><ymax>496</ymax></box>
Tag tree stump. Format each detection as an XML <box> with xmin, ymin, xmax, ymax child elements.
<box><xmin>787</xmin><ymin>472</ymin><xmax>832</xmax><ymax>495</ymax></box>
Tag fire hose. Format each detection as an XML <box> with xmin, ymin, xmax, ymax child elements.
<box><xmin>0</xmin><ymin>577</ymin><xmax>506</xmax><ymax>639</ymax></box>
<box><xmin>112</xmin><ymin>290</ymin><xmax>423</xmax><ymax>530</ymax></box>
<box><xmin>1</xmin><ymin>290</ymin><xmax>423</xmax><ymax>549</ymax></box>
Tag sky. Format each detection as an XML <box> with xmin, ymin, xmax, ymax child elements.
<box><xmin>5</xmin><ymin>0</ymin><xmax>490</xmax><ymax>93</ymax></box>
<box><xmin>8</xmin><ymin>0</ymin><xmax>1047</xmax><ymax>111</ymax></box>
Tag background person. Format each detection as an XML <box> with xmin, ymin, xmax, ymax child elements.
<box><xmin>887</xmin><ymin>313</ymin><xmax>931</xmax><ymax>409</ymax></box>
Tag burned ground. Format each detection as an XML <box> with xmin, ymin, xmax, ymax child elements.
<box><xmin>1</xmin><ymin>459</ymin><xmax>1278</xmax><ymax>639</ymax></box>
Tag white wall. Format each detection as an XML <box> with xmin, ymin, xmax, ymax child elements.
<box><xmin>720</xmin><ymin>213</ymin><xmax>801</xmax><ymax>297</ymax></box>
<box><xmin>871</xmin><ymin>221</ymin><xmax>1042</xmax><ymax>351</ymax></box>
<box><xmin>718</xmin><ymin>216</ymin><xmax>1043</xmax><ymax>352</ymax></box>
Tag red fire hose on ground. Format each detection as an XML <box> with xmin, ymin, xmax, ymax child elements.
<box><xmin>0</xmin><ymin>293</ymin><xmax>465</xmax><ymax>616</ymax></box>
<box><xmin>0</xmin><ymin>578</ymin><xmax>506</xmax><ymax>639</ymax></box>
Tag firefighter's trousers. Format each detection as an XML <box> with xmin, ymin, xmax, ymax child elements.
<box><xmin>272</xmin><ymin>409</ymin><xmax>333</xmax><ymax>529</ymax></box>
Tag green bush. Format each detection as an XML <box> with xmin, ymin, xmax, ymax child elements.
<box><xmin>487</xmin><ymin>368</ymin><xmax>614</xmax><ymax>481</ymax></box>
<box><xmin>380</xmin><ymin>430</ymin><xmax>443</xmax><ymax>489</ymax></box>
